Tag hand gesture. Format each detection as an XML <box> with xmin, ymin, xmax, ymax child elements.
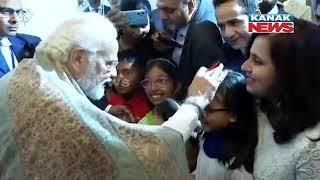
<box><xmin>106</xmin><ymin>8</ymin><xmax>130</xmax><ymax>31</ymax></box>
<box><xmin>186</xmin><ymin>64</ymin><xmax>228</xmax><ymax>110</ymax></box>
<box><xmin>151</xmin><ymin>32</ymin><xmax>172</xmax><ymax>53</ymax></box>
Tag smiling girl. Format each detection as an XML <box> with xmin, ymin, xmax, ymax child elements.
<box><xmin>139</xmin><ymin>58</ymin><xmax>180</xmax><ymax>125</ymax></box>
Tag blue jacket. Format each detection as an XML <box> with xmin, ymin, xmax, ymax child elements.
<box><xmin>0</xmin><ymin>33</ymin><xmax>41</xmax><ymax>78</ymax></box>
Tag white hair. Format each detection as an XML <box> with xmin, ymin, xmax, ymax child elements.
<box><xmin>35</xmin><ymin>12</ymin><xmax>118</xmax><ymax>65</ymax></box>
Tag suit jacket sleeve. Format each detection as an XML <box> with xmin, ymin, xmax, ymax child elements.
<box><xmin>176</xmin><ymin>21</ymin><xmax>226</xmax><ymax>101</ymax></box>
<box><xmin>15</xmin><ymin>34</ymin><xmax>41</xmax><ymax>59</ymax></box>
<box><xmin>190</xmin><ymin>21</ymin><xmax>226</xmax><ymax>73</ymax></box>
<box><xmin>8</xmin><ymin>34</ymin><xmax>41</xmax><ymax>62</ymax></box>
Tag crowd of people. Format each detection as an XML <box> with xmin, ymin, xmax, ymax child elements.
<box><xmin>0</xmin><ymin>0</ymin><xmax>320</xmax><ymax>179</ymax></box>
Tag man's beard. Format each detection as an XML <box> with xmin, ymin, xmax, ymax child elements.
<box><xmin>165</xmin><ymin>23</ymin><xmax>177</xmax><ymax>33</ymax></box>
<box><xmin>76</xmin><ymin>61</ymin><xmax>110</xmax><ymax>100</ymax></box>
<box><xmin>83</xmin><ymin>83</ymin><xmax>105</xmax><ymax>100</ymax></box>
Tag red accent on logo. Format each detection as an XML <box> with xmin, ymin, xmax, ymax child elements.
<box><xmin>248</xmin><ymin>22</ymin><xmax>294</xmax><ymax>33</ymax></box>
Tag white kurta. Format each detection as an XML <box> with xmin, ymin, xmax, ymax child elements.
<box><xmin>0</xmin><ymin>59</ymin><xmax>198</xmax><ymax>180</ymax></box>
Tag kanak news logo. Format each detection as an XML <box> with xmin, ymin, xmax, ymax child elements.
<box><xmin>248</xmin><ymin>14</ymin><xmax>294</xmax><ymax>33</ymax></box>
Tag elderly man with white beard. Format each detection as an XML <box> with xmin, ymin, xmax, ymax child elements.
<box><xmin>0</xmin><ymin>13</ymin><xmax>227</xmax><ymax>179</ymax></box>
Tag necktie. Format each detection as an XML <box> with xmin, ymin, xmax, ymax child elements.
<box><xmin>0</xmin><ymin>41</ymin><xmax>10</xmax><ymax>75</ymax></box>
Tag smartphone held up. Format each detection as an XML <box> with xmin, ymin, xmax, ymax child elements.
<box><xmin>120</xmin><ymin>9</ymin><xmax>148</xmax><ymax>28</ymax></box>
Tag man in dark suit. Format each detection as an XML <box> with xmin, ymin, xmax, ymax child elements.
<box><xmin>0</xmin><ymin>0</ymin><xmax>41</xmax><ymax>78</ymax></box>
<box><xmin>259</xmin><ymin>0</ymin><xmax>287</xmax><ymax>14</ymax></box>
<box><xmin>214</xmin><ymin>0</ymin><xmax>289</xmax><ymax>75</ymax></box>
<box><xmin>214</xmin><ymin>0</ymin><xmax>259</xmax><ymax>74</ymax></box>
<box><xmin>83</xmin><ymin>0</ymin><xmax>111</xmax><ymax>15</ymax></box>
<box><xmin>155</xmin><ymin>0</ymin><xmax>226</xmax><ymax>100</ymax></box>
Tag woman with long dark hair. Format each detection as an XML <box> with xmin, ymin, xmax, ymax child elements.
<box><xmin>242</xmin><ymin>18</ymin><xmax>320</xmax><ymax>179</ymax></box>
<box><xmin>194</xmin><ymin>71</ymin><xmax>258</xmax><ymax>180</ymax></box>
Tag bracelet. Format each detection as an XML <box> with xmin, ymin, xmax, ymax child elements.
<box><xmin>183</xmin><ymin>101</ymin><xmax>204</xmax><ymax>116</ymax></box>
<box><xmin>105</xmin><ymin>104</ymin><xmax>113</xmax><ymax>112</ymax></box>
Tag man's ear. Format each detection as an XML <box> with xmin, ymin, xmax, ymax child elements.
<box><xmin>67</xmin><ymin>48</ymin><xmax>89</xmax><ymax>79</ymax></box>
<box><xmin>187</xmin><ymin>0</ymin><xmax>195</xmax><ymax>14</ymax></box>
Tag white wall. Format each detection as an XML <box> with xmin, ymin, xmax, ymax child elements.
<box><xmin>18</xmin><ymin>0</ymin><xmax>78</xmax><ymax>39</ymax></box>
<box><xmin>18</xmin><ymin>0</ymin><xmax>157</xmax><ymax>39</ymax></box>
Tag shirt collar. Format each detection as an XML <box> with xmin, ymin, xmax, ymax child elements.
<box><xmin>177</xmin><ymin>24</ymin><xmax>190</xmax><ymax>37</ymax></box>
<box><xmin>268</xmin><ymin>4</ymin><xmax>279</xmax><ymax>14</ymax></box>
<box><xmin>88</xmin><ymin>4</ymin><xmax>102</xmax><ymax>12</ymax></box>
<box><xmin>1</xmin><ymin>37</ymin><xmax>12</xmax><ymax>47</ymax></box>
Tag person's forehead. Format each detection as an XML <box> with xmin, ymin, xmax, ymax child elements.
<box><xmin>117</xmin><ymin>61</ymin><xmax>137</xmax><ymax>70</ymax></box>
<box><xmin>157</xmin><ymin>0</ymin><xmax>180</xmax><ymax>8</ymax></box>
<box><xmin>96</xmin><ymin>48</ymin><xmax>118</xmax><ymax>60</ymax></box>
<box><xmin>146</xmin><ymin>66</ymin><xmax>169</xmax><ymax>77</ymax></box>
<box><xmin>251</xmin><ymin>36</ymin><xmax>271</xmax><ymax>61</ymax></box>
<box><xmin>0</xmin><ymin>0</ymin><xmax>22</xmax><ymax>8</ymax></box>
<box><xmin>97</xmin><ymin>39</ymin><xmax>119</xmax><ymax>59</ymax></box>
<box><xmin>216</xmin><ymin>1</ymin><xmax>246</xmax><ymax>23</ymax></box>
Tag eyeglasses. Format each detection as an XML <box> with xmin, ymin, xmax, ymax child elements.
<box><xmin>0</xmin><ymin>7</ymin><xmax>25</xmax><ymax>16</ymax></box>
<box><xmin>105</xmin><ymin>60</ymin><xmax>118</xmax><ymax>70</ymax></box>
<box><xmin>141</xmin><ymin>77</ymin><xmax>171</xmax><ymax>89</ymax></box>
<box><xmin>84</xmin><ymin>49</ymin><xmax>118</xmax><ymax>70</ymax></box>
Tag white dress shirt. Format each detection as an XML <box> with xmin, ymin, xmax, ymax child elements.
<box><xmin>269</xmin><ymin>4</ymin><xmax>279</xmax><ymax>14</ymax></box>
<box><xmin>1</xmin><ymin>37</ymin><xmax>17</xmax><ymax>71</ymax></box>
<box><xmin>89</xmin><ymin>4</ymin><xmax>106</xmax><ymax>15</ymax></box>
<box><xmin>172</xmin><ymin>24</ymin><xmax>189</xmax><ymax>66</ymax></box>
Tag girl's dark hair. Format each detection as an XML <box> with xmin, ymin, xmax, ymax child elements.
<box><xmin>118</xmin><ymin>50</ymin><xmax>146</xmax><ymax>76</ymax></box>
<box><xmin>247</xmin><ymin>18</ymin><xmax>320</xmax><ymax>144</ymax></box>
<box><xmin>214</xmin><ymin>70</ymin><xmax>258</xmax><ymax>173</ymax></box>
<box><xmin>145</xmin><ymin>58</ymin><xmax>178</xmax><ymax>80</ymax></box>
